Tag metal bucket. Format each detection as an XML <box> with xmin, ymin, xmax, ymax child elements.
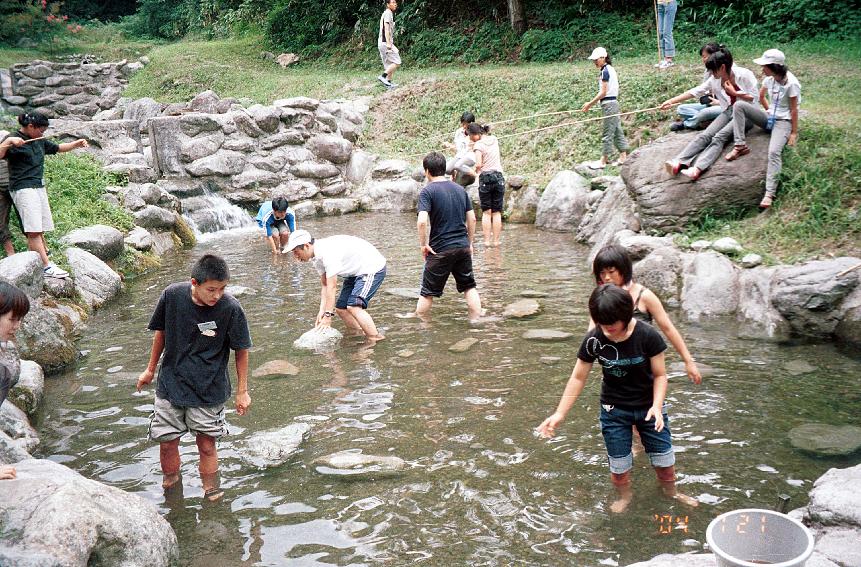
<box><xmin>706</xmin><ymin>509</ymin><xmax>815</xmax><ymax>567</ymax></box>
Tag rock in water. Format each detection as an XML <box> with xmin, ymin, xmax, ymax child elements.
<box><xmin>385</xmin><ymin>287</ymin><xmax>421</xmax><ymax>300</ymax></box>
<box><xmin>293</xmin><ymin>327</ymin><xmax>343</xmax><ymax>351</ymax></box>
<box><xmin>449</xmin><ymin>337</ymin><xmax>479</xmax><ymax>352</ymax></box>
<box><xmin>314</xmin><ymin>450</ymin><xmax>406</xmax><ymax>479</ymax></box>
<box><xmin>783</xmin><ymin>359</ymin><xmax>817</xmax><ymax>376</ymax></box>
<box><xmin>252</xmin><ymin>359</ymin><xmax>300</xmax><ymax>377</ymax></box>
<box><xmin>522</xmin><ymin>329</ymin><xmax>574</xmax><ymax>341</ymax></box>
<box><xmin>502</xmin><ymin>298</ymin><xmax>541</xmax><ymax>318</ymax></box>
<box><xmin>239</xmin><ymin>423</ymin><xmax>311</xmax><ymax>468</ymax></box>
<box><xmin>789</xmin><ymin>423</ymin><xmax>861</xmax><ymax>457</ymax></box>
<box><xmin>519</xmin><ymin>290</ymin><xmax>548</xmax><ymax>298</ymax></box>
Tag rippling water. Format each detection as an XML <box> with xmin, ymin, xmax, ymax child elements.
<box><xmin>37</xmin><ymin>213</ymin><xmax>861</xmax><ymax>566</ymax></box>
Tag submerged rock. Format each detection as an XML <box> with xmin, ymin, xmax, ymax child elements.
<box><xmin>314</xmin><ymin>450</ymin><xmax>406</xmax><ymax>479</ymax></box>
<box><xmin>783</xmin><ymin>359</ymin><xmax>817</xmax><ymax>376</ymax></box>
<box><xmin>535</xmin><ymin>170</ymin><xmax>592</xmax><ymax>231</ymax></box>
<box><xmin>522</xmin><ymin>329</ymin><xmax>574</xmax><ymax>341</ymax></box>
<box><xmin>8</xmin><ymin>360</ymin><xmax>44</xmax><ymax>417</ymax></box>
<box><xmin>519</xmin><ymin>290</ymin><xmax>548</xmax><ymax>298</ymax></box>
<box><xmin>0</xmin><ymin>402</ymin><xmax>39</xmax><ymax>453</ymax></box>
<box><xmin>790</xmin><ymin>424</ymin><xmax>861</xmax><ymax>457</ymax></box>
<box><xmin>252</xmin><ymin>359</ymin><xmax>300</xmax><ymax>377</ymax></box>
<box><xmin>0</xmin><ymin>459</ymin><xmax>178</xmax><ymax>566</ymax></box>
<box><xmin>239</xmin><ymin>423</ymin><xmax>311</xmax><ymax>468</ymax></box>
<box><xmin>448</xmin><ymin>337</ymin><xmax>479</xmax><ymax>352</ymax></box>
<box><xmin>502</xmin><ymin>298</ymin><xmax>541</xmax><ymax>318</ymax></box>
<box><xmin>293</xmin><ymin>327</ymin><xmax>343</xmax><ymax>351</ymax></box>
<box><xmin>385</xmin><ymin>287</ymin><xmax>421</xmax><ymax>300</ymax></box>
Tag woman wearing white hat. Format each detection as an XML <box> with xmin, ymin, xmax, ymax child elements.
<box><xmin>581</xmin><ymin>47</ymin><xmax>629</xmax><ymax>168</ymax></box>
<box><xmin>724</xmin><ymin>48</ymin><xmax>800</xmax><ymax>209</ymax></box>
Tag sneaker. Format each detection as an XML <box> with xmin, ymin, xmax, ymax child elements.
<box><xmin>377</xmin><ymin>74</ymin><xmax>392</xmax><ymax>88</ymax></box>
<box><xmin>388</xmin><ymin>81</ymin><xmax>399</xmax><ymax>88</ymax></box>
<box><xmin>670</xmin><ymin>122</ymin><xmax>686</xmax><ymax>132</ymax></box>
<box><xmin>725</xmin><ymin>144</ymin><xmax>751</xmax><ymax>161</ymax></box>
<box><xmin>654</xmin><ymin>61</ymin><xmax>666</xmax><ymax>68</ymax></box>
<box><xmin>44</xmin><ymin>263</ymin><xmax>69</xmax><ymax>278</ymax></box>
<box><xmin>664</xmin><ymin>159</ymin><xmax>682</xmax><ymax>176</ymax></box>
<box><xmin>586</xmin><ymin>160</ymin><xmax>606</xmax><ymax>170</ymax></box>
<box><xmin>681</xmin><ymin>166</ymin><xmax>702</xmax><ymax>181</ymax></box>
<box><xmin>663</xmin><ymin>60</ymin><xmax>675</xmax><ymax>68</ymax></box>
<box><xmin>759</xmin><ymin>195</ymin><xmax>773</xmax><ymax>209</ymax></box>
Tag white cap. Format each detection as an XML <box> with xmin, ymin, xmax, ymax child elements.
<box><xmin>588</xmin><ymin>47</ymin><xmax>608</xmax><ymax>60</ymax></box>
<box><xmin>753</xmin><ymin>48</ymin><xmax>786</xmax><ymax>66</ymax></box>
<box><xmin>282</xmin><ymin>229</ymin><xmax>312</xmax><ymax>253</ymax></box>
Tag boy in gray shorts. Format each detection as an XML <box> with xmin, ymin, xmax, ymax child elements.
<box><xmin>136</xmin><ymin>254</ymin><xmax>252</xmax><ymax>500</ymax></box>
<box><xmin>377</xmin><ymin>0</ymin><xmax>400</xmax><ymax>88</ymax></box>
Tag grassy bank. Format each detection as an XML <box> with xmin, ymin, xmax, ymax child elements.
<box><xmin>2</xmin><ymin>33</ymin><xmax>858</xmax><ymax>262</ymax></box>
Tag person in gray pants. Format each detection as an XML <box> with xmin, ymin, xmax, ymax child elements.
<box><xmin>724</xmin><ymin>49</ymin><xmax>800</xmax><ymax>209</ymax></box>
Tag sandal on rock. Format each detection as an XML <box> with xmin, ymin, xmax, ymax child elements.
<box><xmin>664</xmin><ymin>160</ymin><xmax>682</xmax><ymax>176</ymax></box>
<box><xmin>725</xmin><ymin>145</ymin><xmax>750</xmax><ymax>161</ymax></box>
<box><xmin>681</xmin><ymin>167</ymin><xmax>702</xmax><ymax>181</ymax></box>
<box><xmin>204</xmin><ymin>487</ymin><xmax>225</xmax><ymax>502</ymax></box>
<box><xmin>759</xmin><ymin>195</ymin><xmax>773</xmax><ymax>209</ymax></box>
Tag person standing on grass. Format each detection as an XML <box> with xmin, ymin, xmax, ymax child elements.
<box><xmin>467</xmin><ymin>123</ymin><xmax>505</xmax><ymax>247</ymax></box>
<box><xmin>377</xmin><ymin>0</ymin><xmax>401</xmax><ymax>89</ymax></box>
<box><xmin>724</xmin><ymin>49</ymin><xmax>800</xmax><ymax>210</ymax></box>
<box><xmin>661</xmin><ymin>47</ymin><xmax>758</xmax><ymax>182</ymax></box>
<box><xmin>415</xmin><ymin>152</ymin><xmax>483</xmax><ymax>320</ymax></box>
<box><xmin>285</xmin><ymin>230</ymin><xmax>387</xmax><ymax>341</ymax></box>
<box><xmin>2</xmin><ymin>112</ymin><xmax>89</xmax><ymax>278</ymax></box>
<box><xmin>0</xmin><ymin>282</ymin><xmax>30</xmax><ymax>481</ymax></box>
<box><xmin>581</xmin><ymin>47</ymin><xmax>629</xmax><ymax>169</ymax></box>
<box><xmin>0</xmin><ymin>131</ymin><xmax>22</xmax><ymax>258</ymax></box>
<box><xmin>136</xmin><ymin>254</ymin><xmax>252</xmax><ymax>502</ymax></box>
<box><xmin>654</xmin><ymin>0</ymin><xmax>678</xmax><ymax>69</ymax></box>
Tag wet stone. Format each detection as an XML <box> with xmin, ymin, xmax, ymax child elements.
<box><xmin>519</xmin><ymin>290</ymin><xmax>548</xmax><ymax>298</ymax></box>
<box><xmin>540</xmin><ymin>356</ymin><xmax>561</xmax><ymax>365</ymax></box>
<box><xmin>239</xmin><ymin>423</ymin><xmax>311</xmax><ymax>468</ymax></box>
<box><xmin>385</xmin><ymin>287</ymin><xmax>420</xmax><ymax>300</ymax></box>
<box><xmin>668</xmin><ymin>361</ymin><xmax>718</xmax><ymax>378</ymax></box>
<box><xmin>789</xmin><ymin>423</ymin><xmax>861</xmax><ymax>457</ymax></box>
<box><xmin>502</xmin><ymin>298</ymin><xmax>541</xmax><ymax>318</ymax></box>
<box><xmin>293</xmin><ymin>327</ymin><xmax>342</xmax><ymax>351</ymax></box>
<box><xmin>449</xmin><ymin>338</ymin><xmax>479</xmax><ymax>353</ymax></box>
<box><xmin>226</xmin><ymin>285</ymin><xmax>254</xmax><ymax>297</ymax></box>
<box><xmin>522</xmin><ymin>329</ymin><xmax>574</xmax><ymax>341</ymax></box>
<box><xmin>397</xmin><ymin>350</ymin><xmax>415</xmax><ymax>358</ymax></box>
<box><xmin>314</xmin><ymin>450</ymin><xmax>406</xmax><ymax>479</ymax></box>
<box><xmin>252</xmin><ymin>359</ymin><xmax>300</xmax><ymax>378</ymax></box>
<box><xmin>784</xmin><ymin>359</ymin><xmax>817</xmax><ymax>376</ymax></box>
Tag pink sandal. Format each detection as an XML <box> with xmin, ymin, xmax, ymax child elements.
<box><xmin>725</xmin><ymin>145</ymin><xmax>751</xmax><ymax>161</ymax></box>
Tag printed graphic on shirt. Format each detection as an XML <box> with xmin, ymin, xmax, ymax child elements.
<box><xmin>584</xmin><ymin>336</ymin><xmax>646</xmax><ymax>378</ymax></box>
<box><xmin>198</xmin><ymin>321</ymin><xmax>217</xmax><ymax>336</ymax></box>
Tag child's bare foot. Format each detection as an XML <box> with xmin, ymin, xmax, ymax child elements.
<box><xmin>162</xmin><ymin>472</ymin><xmax>181</xmax><ymax>489</ymax></box>
<box><xmin>0</xmin><ymin>465</ymin><xmax>16</xmax><ymax>480</ymax></box>
<box><xmin>610</xmin><ymin>494</ymin><xmax>633</xmax><ymax>513</ymax></box>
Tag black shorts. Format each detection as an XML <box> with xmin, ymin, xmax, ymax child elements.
<box><xmin>420</xmin><ymin>247</ymin><xmax>476</xmax><ymax>297</ymax></box>
<box><xmin>478</xmin><ymin>171</ymin><xmax>505</xmax><ymax>212</ymax></box>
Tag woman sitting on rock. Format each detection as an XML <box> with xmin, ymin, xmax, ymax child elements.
<box><xmin>591</xmin><ymin>245</ymin><xmax>702</xmax><ymax>385</ymax></box>
<box><xmin>660</xmin><ymin>47</ymin><xmax>758</xmax><ymax>182</ymax></box>
<box><xmin>724</xmin><ymin>49</ymin><xmax>800</xmax><ymax>210</ymax></box>
<box><xmin>0</xmin><ymin>281</ymin><xmax>31</xmax><ymax>480</ymax></box>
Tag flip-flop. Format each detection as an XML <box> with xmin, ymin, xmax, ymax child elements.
<box><xmin>204</xmin><ymin>487</ymin><xmax>224</xmax><ymax>502</ymax></box>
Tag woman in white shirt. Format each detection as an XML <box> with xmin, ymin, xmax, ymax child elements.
<box><xmin>724</xmin><ymin>49</ymin><xmax>800</xmax><ymax>209</ymax></box>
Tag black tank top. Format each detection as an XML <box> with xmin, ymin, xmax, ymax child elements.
<box><xmin>632</xmin><ymin>286</ymin><xmax>653</xmax><ymax>324</ymax></box>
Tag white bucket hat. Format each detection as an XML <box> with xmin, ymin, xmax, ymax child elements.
<box><xmin>588</xmin><ymin>47</ymin><xmax>608</xmax><ymax>60</ymax></box>
<box><xmin>753</xmin><ymin>48</ymin><xmax>786</xmax><ymax>66</ymax></box>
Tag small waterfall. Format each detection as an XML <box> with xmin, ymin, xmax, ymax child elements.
<box><xmin>181</xmin><ymin>190</ymin><xmax>256</xmax><ymax>236</ymax></box>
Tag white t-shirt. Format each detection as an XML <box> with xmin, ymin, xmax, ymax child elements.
<box><xmin>313</xmin><ymin>235</ymin><xmax>386</xmax><ymax>278</ymax></box>
<box><xmin>379</xmin><ymin>8</ymin><xmax>394</xmax><ymax>46</ymax></box>
<box><xmin>599</xmin><ymin>64</ymin><xmax>620</xmax><ymax>99</ymax></box>
<box><xmin>763</xmin><ymin>71</ymin><xmax>801</xmax><ymax>121</ymax></box>
<box><xmin>689</xmin><ymin>64</ymin><xmax>759</xmax><ymax>111</ymax></box>
<box><xmin>453</xmin><ymin>127</ymin><xmax>470</xmax><ymax>158</ymax></box>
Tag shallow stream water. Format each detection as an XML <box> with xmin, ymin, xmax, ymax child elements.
<box><xmin>38</xmin><ymin>213</ymin><xmax>861</xmax><ymax>566</ymax></box>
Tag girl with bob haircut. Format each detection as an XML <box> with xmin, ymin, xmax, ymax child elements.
<box><xmin>0</xmin><ymin>281</ymin><xmax>31</xmax><ymax>480</ymax></box>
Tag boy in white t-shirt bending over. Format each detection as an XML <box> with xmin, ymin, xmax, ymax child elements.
<box><xmin>285</xmin><ymin>230</ymin><xmax>387</xmax><ymax>340</ymax></box>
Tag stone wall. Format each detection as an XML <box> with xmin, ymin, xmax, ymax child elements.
<box><xmin>0</xmin><ymin>57</ymin><xmax>146</xmax><ymax>120</ymax></box>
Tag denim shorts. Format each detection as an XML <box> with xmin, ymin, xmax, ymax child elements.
<box><xmin>336</xmin><ymin>266</ymin><xmax>386</xmax><ymax>309</ymax></box>
<box><xmin>599</xmin><ymin>404</ymin><xmax>675</xmax><ymax>474</ymax></box>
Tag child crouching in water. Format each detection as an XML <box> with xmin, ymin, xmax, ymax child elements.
<box><xmin>536</xmin><ymin>284</ymin><xmax>697</xmax><ymax>513</ymax></box>
<box><xmin>581</xmin><ymin>47</ymin><xmax>629</xmax><ymax>168</ymax></box>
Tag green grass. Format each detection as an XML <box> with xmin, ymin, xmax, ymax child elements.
<box><xmin>2</xmin><ymin>31</ymin><xmax>858</xmax><ymax>262</ymax></box>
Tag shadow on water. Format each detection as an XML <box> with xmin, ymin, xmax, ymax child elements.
<box><xmin>37</xmin><ymin>213</ymin><xmax>861</xmax><ymax>566</ymax></box>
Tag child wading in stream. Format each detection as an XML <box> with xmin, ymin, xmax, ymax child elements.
<box><xmin>136</xmin><ymin>254</ymin><xmax>252</xmax><ymax>501</ymax></box>
<box><xmin>536</xmin><ymin>284</ymin><xmax>698</xmax><ymax>513</ymax></box>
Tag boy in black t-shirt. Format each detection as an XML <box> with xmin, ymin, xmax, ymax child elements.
<box><xmin>136</xmin><ymin>254</ymin><xmax>252</xmax><ymax>501</ymax></box>
<box><xmin>537</xmin><ymin>284</ymin><xmax>697</xmax><ymax>513</ymax></box>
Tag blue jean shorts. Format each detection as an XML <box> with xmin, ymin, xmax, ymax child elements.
<box><xmin>336</xmin><ymin>266</ymin><xmax>386</xmax><ymax>309</ymax></box>
<box><xmin>599</xmin><ymin>404</ymin><xmax>675</xmax><ymax>474</ymax></box>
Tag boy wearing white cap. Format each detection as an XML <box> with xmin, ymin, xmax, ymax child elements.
<box><xmin>724</xmin><ymin>48</ymin><xmax>800</xmax><ymax>209</ymax></box>
<box><xmin>285</xmin><ymin>230</ymin><xmax>387</xmax><ymax>340</ymax></box>
<box><xmin>581</xmin><ymin>47</ymin><xmax>629</xmax><ymax>168</ymax></box>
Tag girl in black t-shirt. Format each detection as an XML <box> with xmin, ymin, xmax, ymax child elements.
<box><xmin>537</xmin><ymin>285</ymin><xmax>698</xmax><ymax>513</ymax></box>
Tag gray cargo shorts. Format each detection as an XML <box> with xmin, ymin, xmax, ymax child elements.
<box><xmin>148</xmin><ymin>394</ymin><xmax>228</xmax><ymax>442</ymax></box>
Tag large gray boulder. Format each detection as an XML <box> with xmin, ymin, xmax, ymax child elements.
<box><xmin>357</xmin><ymin>179</ymin><xmax>421</xmax><ymax>212</ymax></box>
<box><xmin>835</xmin><ymin>285</ymin><xmax>861</xmax><ymax>346</ymax></box>
<box><xmin>47</xmin><ymin>119</ymin><xmax>142</xmax><ymax>159</ymax></box>
<box><xmin>771</xmin><ymin>257</ymin><xmax>861</xmax><ymax>338</ymax></box>
<box><xmin>16</xmin><ymin>300</ymin><xmax>78</xmax><ymax>373</ymax></box>
<box><xmin>680</xmin><ymin>251</ymin><xmax>739</xmax><ymax>319</ymax></box>
<box><xmin>307</xmin><ymin>134</ymin><xmax>353</xmax><ymax>164</ymax></box>
<box><xmin>737</xmin><ymin>266</ymin><xmax>791</xmax><ymax>338</ymax></box>
<box><xmin>621</xmin><ymin>130</ymin><xmax>771</xmax><ymax>233</ymax></box>
<box><xmin>0</xmin><ymin>429</ymin><xmax>31</xmax><ymax>466</ymax></box>
<box><xmin>504</xmin><ymin>181</ymin><xmax>539</xmax><ymax>224</ymax></box>
<box><xmin>0</xmin><ymin>251</ymin><xmax>44</xmax><ymax>298</ymax></box>
<box><xmin>8</xmin><ymin>360</ymin><xmax>44</xmax><ymax>418</ymax></box>
<box><xmin>345</xmin><ymin>149</ymin><xmax>377</xmax><ymax>184</ymax></box>
<box><xmin>122</xmin><ymin>97</ymin><xmax>164</xmax><ymax>130</ymax></box>
<box><xmin>60</xmin><ymin>225</ymin><xmax>124</xmax><ymax>262</ymax></box>
<box><xmin>535</xmin><ymin>170</ymin><xmax>592</xmax><ymax>231</ymax></box>
<box><xmin>134</xmin><ymin>205</ymin><xmax>178</xmax><ymax>230</ymax></box>
<box><xmin>179</xmin><ymin>131</ymin><xmax>224</xmax><ymax>163</ymax></box>
<box><xmin>805</xmin><ymin>464</ymin><xmax>861</xmax><ymax>527</ymax></box>
<box><xmin>65</xmin><ymin>247</ymin><xmax>122</xmax><ymax>309</ymax></box>
<box><xmin>633</xmin><ymin>246</ymin><xmax>688</xmax><ymax>307</ymax></box>
<box><xmin>185</xmin><ymin>150</ymin><xmax>246</xmax><ymax>177</ymax></box>
<box><xmin>612</xmin><ymin>230</ymin><xmax>674</xmax><ymax>261</ymax></box>
<box><xmin>0</xmin><ymin>458</ymin><xmax>179</xmax><ymax>567</ymax></box>
<box><xmin>0</xmin><ymin>402</ymin><xmax>39</xmax><ymax>453</ymax></box>
<box><xmin>293</xmin><ymin>327</ymin><xmax>342</xmax><ymax>351</ymax></box>
<box><xmin>577</xmin><ymin>178</ymin><xmax>640</xmax><ymax>263</ymax></box>
<box><xmin>239</xmin><ymin>423</ymin><xmax>312</xmax><ymax>468</ymax></box>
